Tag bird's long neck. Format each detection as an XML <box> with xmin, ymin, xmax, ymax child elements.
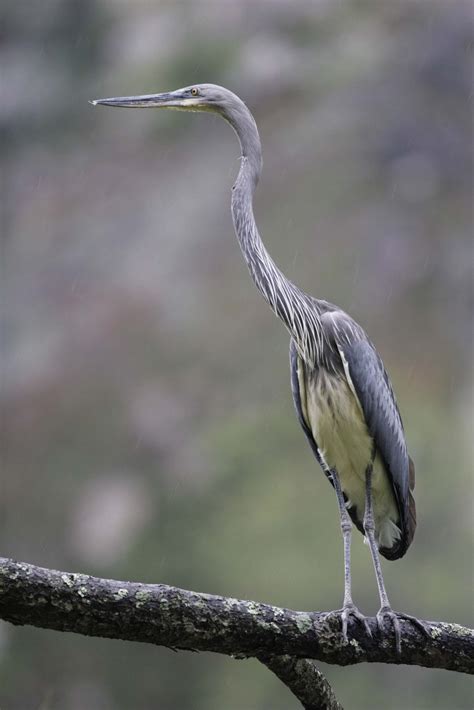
<box><xmin>226</xmin><ymin>103</ymin><xmax>322</xmax><ymax>365</ymax></box>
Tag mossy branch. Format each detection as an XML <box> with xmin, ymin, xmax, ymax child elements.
<box><xmin>260</xmin><ymin>655</ymin><xmax>344</xmax><ymax>710</ymax></box>
<box><xmin>0</xmin><ymin>558</ymin><xmax>472</xmax><ymax>709</ymax></box>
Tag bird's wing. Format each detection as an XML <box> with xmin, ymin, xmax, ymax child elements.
<box><xmin>336</xmin><ymin>332</ymin><xmax>416</xmax><ymax>558</ymax></box>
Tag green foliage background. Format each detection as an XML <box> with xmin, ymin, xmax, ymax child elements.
<box><xmin>2</xmin><ymin>1</ymin><xmax>472</xmax><ymax>708</ymax></box>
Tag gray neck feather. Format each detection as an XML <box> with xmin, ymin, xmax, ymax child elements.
<box><xmin>221</xmin><ymin>98</ymin><xmax>323</xmax><ymax>364</ymax></box>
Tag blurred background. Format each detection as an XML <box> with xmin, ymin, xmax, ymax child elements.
<box><xmin>1</xmin><ymin>0</ymin><xmax>472</xmax><ymax>708</ymax></box>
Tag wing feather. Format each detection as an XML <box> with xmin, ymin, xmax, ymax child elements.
<box><xmin>339</xmin><ymin>337</ymin><xmax>416</xmax><ymax>559</ymax></box>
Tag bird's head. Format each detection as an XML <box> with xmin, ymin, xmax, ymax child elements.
<box><xmin>91</xmin><ymin>83</ymin><xmax>262</xmax><ymax>179</ymax></box>
<box><xmin>91</xmin><ymin>83</ymin><xmax>240</xmax><ymax>116</ymax></box>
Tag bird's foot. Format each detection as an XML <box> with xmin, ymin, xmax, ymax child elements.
<box><xmin>376</xmin><ymin>606</ymin><xmax>430</xmax><ymax>655</ymax></box>
<box><xmin>341</xmin><ymin>603</ymin><xmax>372</xmax><ymax>643</ymax></box>
<box><xmin>324</xmin><ymin>603</ymin><xmax>372</xmax><ymax>644</ymax></box>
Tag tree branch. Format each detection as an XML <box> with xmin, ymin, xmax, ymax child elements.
<box><xmin>260</xmin><ymin>655</ymin><xmax>344</xmax><ymax>710</ymax></box>
<box><xmin>0</xmin><ymin>559</ymin><xmax>472</xmax><ymax>694</ymax></box>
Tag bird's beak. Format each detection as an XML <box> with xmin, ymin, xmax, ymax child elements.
<box><xmin>90</xmin><ymin>90</ymin><xmax>200</xmax><ymax>110</ymax></box>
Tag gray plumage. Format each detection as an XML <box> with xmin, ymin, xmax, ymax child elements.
<box><xmin>341</xmin><ymin>338</ymin><xmax>416</xmax><ymax>559</ymax></box>
<box><xmin>92</xmin><ymin>83</ymin><xmax>424</xmax><ymax>651</ymax></box>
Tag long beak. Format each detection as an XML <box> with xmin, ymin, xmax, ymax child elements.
<box><xmin>90</xmin><ymin>91</ymin><xmax>192</xmax><ymax>109</ymax></box>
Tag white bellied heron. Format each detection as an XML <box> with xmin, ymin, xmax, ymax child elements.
<box><xmin>91</xmin><ymin>84</ymin><xmax>425</xmax><ymax>651</ymax></box>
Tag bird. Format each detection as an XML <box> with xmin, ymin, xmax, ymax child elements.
<box><xmin>91</xmin><ymin>84</ymin><xmax>426</xmax><ymax>652</ymax></box>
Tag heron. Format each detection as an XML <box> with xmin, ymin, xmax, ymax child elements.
<box><xmin>91</xmin><ymin>84</ymin><xmax>425</xmax><ymax>651</ymax></box>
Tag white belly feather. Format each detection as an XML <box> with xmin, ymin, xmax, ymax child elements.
<box><xmin>298</xmin><ymin>365</ymin><xmax>401</xmax><ymax>549</ymax></box>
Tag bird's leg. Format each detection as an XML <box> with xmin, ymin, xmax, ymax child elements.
<box><xmin>363</xmin><ymin>464</ymin><xmax>428</xmax><ymax>653</ymax></box>
<box><xmin>363</xmin><ymin>465</ymin><xmax>401</xmax><ymax>651</ymax></box>
<box><xmin>332</xmin><ymin>471</ymin><xmax>355</xmax><ymax>608</ymax></box>
<box><xmin>363</xmin><ymin>464</ymin><xmax>391</xmax><ymax>607</ymax></box>
<box><xmin>329</xmin><ymin>469</ymin><xmax>371</xmax><ymax>642</ymax></box>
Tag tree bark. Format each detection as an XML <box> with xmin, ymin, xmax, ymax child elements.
<box><xmin>0</xmin><ymin>558</ymin><xmax>472</xmax><ymax>708</ymax></box>
<box><xmin>260</xmin><ymin>655</ymin><xmax>344</xmax><ymax>710</ymax></box>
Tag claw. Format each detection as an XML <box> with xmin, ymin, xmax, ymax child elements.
<box><xmin>376</xmin><ymin>607</ymin><xmax>430</xmax><ymax>654</ymax></box>
<box><xmin>343</xmin><ymin>604</ymin><xmax>372</xmax><ymax>642</ymax></box>
<box><xmin>376</xmin><ymin>607</ymin><xmax>401</xmax><ymax>654</ymax></box>
<box><xmin>324</xmin><ymin>604</ymin><xmax>372</xmax><ymax>643</ymax></box>
<box><xmin>398</xmin><ymin>612</ymin><xmax>431</xmax><ymax>638</ymax></box>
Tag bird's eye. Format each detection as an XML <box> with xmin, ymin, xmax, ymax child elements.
<box><xmin>191</xmin><ymin>87</ymin><xmax>199</xmax><ymax>96</ymax></box>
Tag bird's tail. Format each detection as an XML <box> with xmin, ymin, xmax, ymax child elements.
<box><xmin>380</xmin><ymin>456</ymin><xmax>417</xmax><ymax>561</ymax></box>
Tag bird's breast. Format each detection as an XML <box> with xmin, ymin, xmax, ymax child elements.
<box><xmin>307</xmin><ymin>370</ymin><xmax>371</xmax><ymax>482</ymax></box>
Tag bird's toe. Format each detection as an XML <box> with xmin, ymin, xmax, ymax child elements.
<box><xmin>344</xmin><ymin>603</ymin><xmax>372</xmax><ymax>640</ymax></box>
<box><xmin>376</xmin><ymin>606</ymin><xmax>402</xmax><ymax>654</ymax></box>
<box><xmin>324</xmin><ymin>604</ymin><xmax>372</xmax><ymax>643</ymax></box>
<box><xmin>376</xmin><ymin>607</ymin><xmax>428</xmax><ymax>655</ymax></box>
